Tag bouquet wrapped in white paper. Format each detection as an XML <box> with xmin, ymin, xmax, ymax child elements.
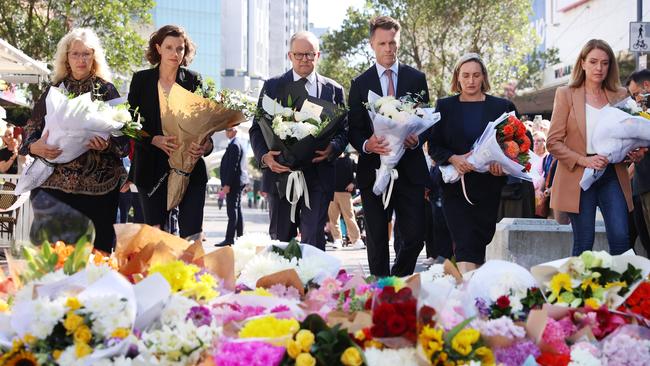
<box><xmin>366</xmin><ymin>90</ymin><xmax>440</xmax><ymax>206</ymax></box>
<box><xmin>580</xmin><ymin>97</ymin><xmax>650</xmax><ymax>190</ymax></box>
<box><xmin>15</xmin><ymin>87</ymin><xmax>142</xmax><ymax>195</ymax></box>
<box><xmin>439</xmin><ymin>112</ymin><xmax>534</xmax><ymax>186</ymax></box>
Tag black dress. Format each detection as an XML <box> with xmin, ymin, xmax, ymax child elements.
<box><xmin>428</xmin><ymin>95</ymin><xmax>517</xmax><ymax>264</ymax></box>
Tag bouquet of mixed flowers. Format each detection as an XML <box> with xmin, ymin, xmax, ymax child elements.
<box><xmin>439</xmin><ymin>112</ymin><xmax>532</xmax><ymax>187</ymax></box>
<box><xmin>418</xmin><ymin>318</ymin><xmax>496</xmax><ymax>366</ymax></box>
<box><xmin>365</xmin><ymin>90</ymin><xmax>440</xmax><ymax>207</ymax></box>
<box><xmin>15</xmin><ymin>86</ymin><xmax>145</xmax><ymax>195</ymax></box>
<box><xmin>531</xmin><ymin>251</ymin><xmax>650</xmax><ymax>309</ymax></box>
<box><xmin>580</xmin><ymin>96</ymin><xmax>650</xmax><ymax>190</ymax></box>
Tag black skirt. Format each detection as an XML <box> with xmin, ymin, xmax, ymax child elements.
<box><xmin>441</xmin><ymin>172</ymin><xmax>505</xmax><ymax>263</ymax></box>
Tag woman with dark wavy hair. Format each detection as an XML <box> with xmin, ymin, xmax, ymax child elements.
<box><xmin>127</xmin><ymin>25</ymin><xmax>213</xmax><ymax>238</ymax></box>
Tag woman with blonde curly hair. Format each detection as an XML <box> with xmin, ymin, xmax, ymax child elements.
<box><xmin>20</xmin><ymin>28</ymin><xmax>128</xmax><ymax>252</ymax></box>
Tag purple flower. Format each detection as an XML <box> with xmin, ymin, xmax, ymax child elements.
<box><xmin>495</xmin><ymin>340</ymin><xmax>541</xmax><ymax>366</ymax></box>
<box><xmin>186</xmin><ymin>305</ymin><xmax>213</xmax><ymax>327</ymax></box>
<box><xmin>475</xmin><ymin>297</ymin><xmax>490</xmax><ymax>318</ymax></box>
<box><xmin>215</xmin><ymin>340</ymin><xmax>285</xmax><ymax>366</ymax></box>
<box><xmin>270</xmin><ymin>305</ymin><xmax>290</xmax><ymax>313</ymax></box>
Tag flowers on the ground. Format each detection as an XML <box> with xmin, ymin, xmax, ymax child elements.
<box><xmin>238</xmin><ymin>315</ymin><xmax>300</xmax><ymax>339</ymax></box>
<box><xmin>214</xmin><ymin>340</ymin><xmax>286</xmax><ymax>366</ymax></box>
<box><xmin>148</xmin><ymin>260</ymin><xmax>219</xmax><ymax>300</ymax></box>
<box><xmin>371</xmin><ymin>286</ymin><xmax>417</xmax><ymax>342</ymax></box>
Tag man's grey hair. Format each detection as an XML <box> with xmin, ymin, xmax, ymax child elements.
<box><xmin>289</xmin><ymin>31</ymin><xmax>320</xmax><ymax>51</ymax></box>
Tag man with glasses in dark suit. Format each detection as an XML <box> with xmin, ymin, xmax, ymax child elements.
<box><xmin>249</xmin><ymin>31</ymin><xmax>348</xmax><ymax>250</ymax></box>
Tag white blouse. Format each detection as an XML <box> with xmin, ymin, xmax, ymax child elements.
<box><xmin>585</xmin><ymin>103</ymin><xmax>609</xmax><ymax>154</ymax></box>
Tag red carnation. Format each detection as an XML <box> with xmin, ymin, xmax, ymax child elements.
<box><xmin>496</xmin><ymin>295</ymin><xmax>511</xmax><ymax>309</ymax></box>
<box><xmin>386</xmin><ymin>314</ymin><xmax>407</xmax><ymax>335</ymax></box>
<box><xmin>536</xmin><ymin>352</ymin><xmax>570</xmax><ymax>366</ymax></box>
<box><xmin>502</xmin><ymin>124</ymin><xmax>515</xmax><ymax>137</ymax></box>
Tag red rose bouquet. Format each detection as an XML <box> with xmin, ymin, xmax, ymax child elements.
<box><xmin>370</xmin><ymin>286</ymin><xmax>417</xmax><ymax>345</ymax></box>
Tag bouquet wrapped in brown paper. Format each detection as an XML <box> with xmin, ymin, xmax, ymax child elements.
<box><xmin>159</xmin><ymin>83</ymin><xmax>247</xmax><ymax>210</ymax></box>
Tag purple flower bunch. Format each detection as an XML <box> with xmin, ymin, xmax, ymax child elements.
<box><xmin>602</xmin><ymin>330</ymin><xmax>650</xmax><ymax>365</ymax></box>
<box><xmin>494</xmin><ymin>340</ymin><xmax>541</xmax><ymax>366</ymax></box>
<box><xmin>214</xmin><ymin>340</ymin><xmax>286</xmax><ymax>366</ymax></box>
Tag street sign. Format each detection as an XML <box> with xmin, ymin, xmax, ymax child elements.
<box><xmin>630</xmin><ymin>22</ymin><xmax>650</xmax><ymax>52</ymax></box>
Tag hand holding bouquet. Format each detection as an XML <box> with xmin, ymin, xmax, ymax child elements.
<box><xmin>366</xmin><ymin>90</ymin><xmax>440</xmax><ymax>206</ymax></box>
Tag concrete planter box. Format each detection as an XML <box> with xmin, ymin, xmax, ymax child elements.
<box><xmin>486</xmin><ymin>218</ymin><xmax>647</xmax><ymax>269</ymax></box>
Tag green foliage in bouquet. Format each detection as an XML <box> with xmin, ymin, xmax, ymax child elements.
<box><xmin>21</xmin><ymin>237</ymin><xmax>92</xmax><ymax>283</ymax></box>
<box><xmin>196</xmin><ymin>78</ymin><xmax>257</xmax><ymax>119</ymax></box>
<box><xmin>271</xmin><ymin>238</ymin><xmax>302</xmax><ymax>261</ymax></box>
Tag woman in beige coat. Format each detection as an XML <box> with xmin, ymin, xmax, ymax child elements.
<box><xmin>547</xmin><ymin>39</ymin><xmax>631</xmax><ymax>256</ymax></box>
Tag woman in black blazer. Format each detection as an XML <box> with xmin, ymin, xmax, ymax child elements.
<box><xmin>127</xmin><ymin>25</ymin><xmax>213</xmax><ymax>237</ymax></box>
<box><xmin>428</xmin><ymin>53</ymin><xmax>517</xmax><ymax>273</ymax></box>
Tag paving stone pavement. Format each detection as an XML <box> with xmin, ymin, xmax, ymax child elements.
<box><xmin>201</xmin><ymin>201</ymin><xmax>430</xmax><ymax>274</ymax></box>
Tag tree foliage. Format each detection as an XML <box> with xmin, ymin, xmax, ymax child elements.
<box><xmin>320</xmin><ymin>0</ymin><xmax>552</xmax><ymax>100</ymax></box>
<box><xmin>0</xmin><ymin>0</ymin><xmax>154</xmax><ymax>99</ymax></box>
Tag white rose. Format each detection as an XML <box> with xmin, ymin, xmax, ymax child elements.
<box><xmin>375</xmin><ymin>96</ymin><xmax>395</xmax><ymax>108</ymax></box>
<box><xmin>281</xmin><ymin>107</ymin><xmax>294</xmax><ymax>118</ymax></box>
<box><xmin>379</xmin><ymin>103</ymin><xmax>398</xmax><ymax>117</ymax></box>
<box><xmin>394</xmin><ymin>111</ymin><xmax>410</xmax><ymax>123</ymax></box>
<box><xmin>113</xmin><ymin>108</ymin><xmax>132</xmax><ymax>123</ymax></box>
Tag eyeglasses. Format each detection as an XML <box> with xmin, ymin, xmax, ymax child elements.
<box><xmin>291</xmin><ymin>52</ymin><xmax>317</xmax><ymax>61</ymax></box>
<box><xmin>68</xmin><ymin>51</ymin><xmax>94</xmax><ymax>60</ymax></box>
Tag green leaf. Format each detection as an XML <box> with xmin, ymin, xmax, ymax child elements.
<box><xmin>443</xmin><ymin>316</ymin><xmax>475</xmax><ymax>344</ymax></box>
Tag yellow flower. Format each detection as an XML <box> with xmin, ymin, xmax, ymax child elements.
<box><xmin>364</xmin><ymin>340</ymin><xmax>383</xmax><ymax>349</ymax></box>
<box><xmin>341</xmin><ymin>347</ymin><xmax>363</xmax><ymax>366</ymax></box>
<box><xmin>450</xmin><ymin>328</ymin><xmax>480</xmax><ymax>356</ymax></box>
<box><xmin>296</xmin><ymin>352</ymin><xmax>316</xmax><ymax>366</ymax></box>
<box><xmin>185</xmin><ymin>281</ymin><xmax>219</xmax><ymax>301</ymax></box>
<box><xmin>74</xmin><ymin>325</ymin><xmax>92</xmax><ymax>344</ymax></box>
<box><xmin>0</xmin><ymin>299</ymin><xmax>9</xmax><ymax>313</ymax></box>
<box><xmin>295</xmin><ymin>329</ymin><xmax>315</xmax><ymax>352</ymax></box>
<box><xmin>287</xmin><ymin>339</ymin><xmax>302</xmax><ymax>359</ymax></box>
<box><xmin>75</xmin><ymin>342</ymin><xmax>93</xmax><ymax>358</ymax></box>
<box><xmin>475</xmin><ymin>346</ymin><xmax>495</xmax><ymax>365</ymax></box>
<box><xmin>111</xmin><ymin>327</ymin><xmax>130</xmax><ymax>339</ymax></box>
<box><xmin>605</xmin><ymin>281</ymin><xmax>627</xmax><ymax>289</ymax></box>
<box><xmin>550</xmin><ymin>273</ymin><xmax>573</xmax><ymax>297</ymax></box>
<box><xmin>420</xmin><ymin>325</ymin><xmax>445</xmax><ymax>359</ymax></box>
<box><xmin>66</xmin><ymin>297</ymin><xmax>82</xmax><ymax>310</ymax></box>
<box><xmin>580</xmin><ymin>278</ymin><xmax>601</xmax><ymax>291</ymax></box>
<box><xmin>148</xmin><ymin>260</ymin><xmax>200</xmax><ymax>293</ymax></box>
<box><xmin>2</xmin><ymin>349</ymin><xmax>38</xmax><ymax>366</ymax></box>
<box><xmin>22</xmin><ymin>334</ymin><xmax>36</xmax><ymax>345</ymax></box>
<box><xmin>63</xmin><ymin>312</ymin><xmax>85</xmax><ymax>333</ymax></box>
<box><xmin>53</xmin><ymin>349</ymin><xmax>63</xmax><ymax>360</ymax></box>
<box><xmin>238</xmin><ymin>316</ymin><xmax>300</xmax><ymax>339</ymax></box>
<box><xmin>354</xmin><ymin>329</ymin><xmax>366</xmax><ymax>341</ymax></box>
<box><xmin>584</xmin><ymin>298</ymin><xmax>601</xmax><ymax>309</ymax></box>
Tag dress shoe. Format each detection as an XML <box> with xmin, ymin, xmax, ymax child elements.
<box><xmin>214</xmin><ymin>240</ymin><xmax>233</xmax><ymax>247</ymax></box>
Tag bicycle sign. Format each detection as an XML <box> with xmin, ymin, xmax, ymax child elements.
<box><xmin>630</xmin><ymin>22</ymin><xmax>650</xmax><ymax>52</ymax></box>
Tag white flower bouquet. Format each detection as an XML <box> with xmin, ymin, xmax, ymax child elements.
<box><xmin>366</xmin><ymin>90</ymin><xmax>440</xmax><ymax>202</ymax></box>
<box><xmin>15</xmin><ymin>86</ymin><xmax>144</xmax><ymax>195</ymax></box>
<box><xmin>580</xmin><ymin>97</ymin><xmax>650</xmax><ymax>190</ymax></box>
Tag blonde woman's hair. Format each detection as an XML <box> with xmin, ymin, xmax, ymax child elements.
<box><xmin>450</xmin><ymin>53</ymin><xmax>491</xmax><ymax>94</ymax></box>
<box><xmin>51</xmin><ymin>28</ymin><xmax>111</xmax><ymax>84</ymax></box>
<box><xmin>569</xmin><ymin>39</ymin><xmax>620</xmax><ymax>92</ymax></box>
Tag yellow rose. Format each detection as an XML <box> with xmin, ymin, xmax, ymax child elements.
<box><xmin>53</xmin><ymin>349</ymin><xmax>63</xmax><ymax>360</ymax></box>
<box><xmin>296</xmin><ymin>352</ymin><xmax>316</xmax><ymax>366</ymax></box>
<box><xmin>340</xmin><ymin>347</ymin><xmax>363</xmax><ymax>366</ymax></box>
<box><xmin>475</xmin><ymin>346</ymin><xmax>495</xmax><ymax>365</ymax></box>
<box><xmin>450</xmin><ymin>329</ymin><xmax>480</xmax><ymax>356</ymax></box>
<box><xmin>111</xmin><ymin>327</ymin><xmax>130</xmax><ymax>339</ymax></box>
<box><xmin>23</xmin><ymin>333</ymin><xmax>36</xmax><ymax>345</ymax></box>
<box><xmin>74</xmin><ymin>325</ymin><xmax>92</xmax><ymax>344</ymax></box>
<box><xmin>286</xmin><ymin>339</ymin><xmax>302</xmax><ymax>359</ymax></box>
<box><xmin>66</xmin><ymin>297</ymin><xmax>82</xmax><ymax>310</ymax></box>
<box><xmin>63</xmin><ymin>312</ymin><xmax>85</xmax><ymax>333</ymax></box>
<box><xmin>295</xmin><ymin>330</ymin><xmax>315</xmax><ymax>352</ymax></box>
<box><xmin>75</xmin><ymin>342</ymin><xmax>93</xmax><ymax>358</ymax></box>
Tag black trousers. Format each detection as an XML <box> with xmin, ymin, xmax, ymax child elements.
<box><xmin>118</xmin><ymin>191</ymin><xmax>144</xmax><ymax>224</ymax></box>
<box><xmin>36</xmin><ymin>187</ymin><xmax>119</xmax><ymax>253</ymax></box>
<box><xmin>361</xmin><ymin>180</ymin><xmax>424</xmax><ymax>277</ymax></box>
<box><xmin>137</xmin><ymin>178</ymin><xmax>206</xmax><ymax>238</ymax></box>
<box><xmin>267</xmin><ymin>188</ymin><xmax>331</xmax><ymax>250</ymax></box>
<box><xmin>225</xmin><ymin>185</ymin><xmax>244</xmax><ymax>242</ymax></box>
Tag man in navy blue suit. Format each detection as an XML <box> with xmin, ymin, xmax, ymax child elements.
<box><xmin>216</xmin><ymin>127</ymin><xmax>249</xmax><ymax>246</ymax></box>
<box><xmin>249</xmin><ymin>31</ymin><xmax>348</xmax><ymax>250</ymax></box>
<box><xmin>348</xmin><ymin>16</ymin><xmax>431</xmax><ymax>276</ymax></box>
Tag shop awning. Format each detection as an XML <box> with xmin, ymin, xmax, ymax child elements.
<box><xmin>512</xmin><ymin>82</ymin><xmax>567</xmax><ymax>116</ymax></box>
<box><xmin>0</xmin><ymin>38</ymin><xmax>49</xmax><ymax>84</ymax></box>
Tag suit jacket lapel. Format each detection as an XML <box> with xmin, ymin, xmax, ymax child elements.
<box><xmin>368</xmin><ymin>65</ymin><xmax>383</xmax><ymax>98</ymax></box>
<box><xmin>571</xmin><ymin>86</ymin><xmax>587</xmax><ymax>143</ymax></box>
<box><xmin>316</xmin><ymin>73</ymin><xmax>333</xmax><ymax>102</ymax></box>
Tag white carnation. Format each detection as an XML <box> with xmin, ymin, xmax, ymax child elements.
<box><xmin>233</xmin><ymin>233</ymin><xmax>277</xmax><ymax>275</ymax></box>
<box><xmin>160</xmin><ymin>294</ymin><xmax>198</xmax><ymax>326</ymax></box>
<box><xmin>281</xmin><ymin>107</ymin><xmax>294</xmax><ymax>118</ymax></box>
<box><xmin>238</xmin><ymin>251</ymin><xmax>295</xmax><ymax>289</ymax></box>
<box><xmin>113</xmin><ymin>108</ymin><xmax>132</xmax><ymax>124</ymax></box>
<box><xmin>30</xmin><ymin>297</ymin><xmax>66</xmax><ymax>338</ymax></box>
<box><xmin>83</xmin><ymin>295</ymin><xmax>134</xmax><ymax>337</ymax></box>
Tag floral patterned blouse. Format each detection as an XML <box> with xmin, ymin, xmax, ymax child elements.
<box><xmin>20</xmin><ymin>75</ymin><xmax>128</xmax><ymax>195</ymax></box>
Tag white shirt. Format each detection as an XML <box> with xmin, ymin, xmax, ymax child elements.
<box><xmin>292</xmin><ymin>70</ymin><xmax>318</xmax><ymax>98</ymax></box>
<box><xmin>585</xmin><ymin>103</ymin><xmax>608</xmax><ymax>154</ymax></box>
<box><xmin>375</xmin><ymin>61</ymin><xmax>399</xmax><ymax>97</ymax></box>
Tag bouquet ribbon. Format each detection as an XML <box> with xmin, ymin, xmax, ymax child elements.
<box><xmin>378</xmin><ymin>168</ymin><xmax>399</xmax><ymax>209</ymax></box>
<box><xmin>286</xmin><ymin>170</ymin><xmax>310</xmax><ymax>223</ymax></box>
<box><xmin>461</xmin><ymin>175</ymin><xmax>474</xmax><ymax>205</ymax></box>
